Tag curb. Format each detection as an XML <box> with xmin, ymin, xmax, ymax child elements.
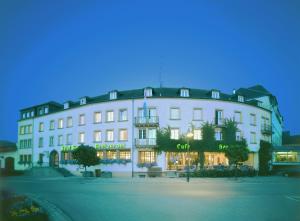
<box><xmin>27</xmin><ymin>193</ymin><xmax>72</xmax><ymax>221</ymax></box>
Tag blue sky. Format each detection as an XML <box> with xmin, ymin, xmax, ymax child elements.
<box><xmin>0</xmin><ymin>0</ymin><xmax>299</xmax><ymax>141</ymax></box>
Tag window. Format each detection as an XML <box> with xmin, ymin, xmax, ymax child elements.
<box><xmin>194</xmin><ymin>129</ymin><xmax>202</xmax><ymax>140</ymax></box>
<box><xmin>58</xmin><ymin>135</ymin><xmax>63</xmax><ymax>146</ymax></box>
<box><xmin>139</xmin><ymin>129</ymin><xmax>146</xmax><ymax>139</ymax></box>
<box><xmin>28</xmin><ymin>139</ymin><xmax>32</xmax><ymax>148</ymax></box>
<box><xmin>215</xmin><ymin>129</ymin><xmax>222</xmax><ymax>141</ymax></box>
<box><xmin>24</xmin><ymin>140</ymin><xmax>27</xmax><ymax>148</ymax></box>
<box><xmin>97</xmin><ymin>151</ymin><xmax>105</xmax><ymax>159</ymax></box>
<box><xmin>31</xmin><ymin>111</ymin><xmax>34</xmax><ymax>117</ymax></box>
<box><xmin>234</xmin><ymin>111</ymin><xmax>242</xmax><ymax>123</ymax></box>
<box><xmin>215</xmin><ymin>110</ymin><xmax>224</xmax><ymax>125</ymax></box>
<box><xmin>94</xmin><ymin>112</ymin><xmax>102</xmax><ymax>123</ymax></box>
<box><xmin>170</xmin><ymin>128</ymin><xmax>180</xmax><ymax>140</ymax></box>
<box><xmin>49</xmin><ymin>136</ymin><xmax>54</xmax><ymax>147</ymax></box>
<box><xmin>250</xmin><ymin>132</ymin><xmax>256</xmax><ymax>144</ymax></box>
<box><xmin>119</xmin><ymin>151</ymin><xmax>131</xmax><ymax>160</ymax></box>
<box><xmin>58</xmin><ymin>119</ymin><xmax>64</xmax><ymax>129</ymax></box>
<box><xmin>64</xmin><ymin>102</ymin><xmax>69</xmax><ymax>109</ymax></box>
<box><xmin>170</xmin><ymin>108</ymin><xmax>180</xmax><ymax>120</ymax></box>
<box><xmin>94</xmin><ymin>131</ymin><xmax>101</xmax><ymax>142</ymax></box>
<box><xmin>45</xmin><ymin>107</ymin><xmax>49</xmax><ymax>114</ymax></box>
<box><xmin>119</xmin><ymin>109</ymin><xmax>128</xmax><ymax>121</ymax></box>
<box><xmin>144</xmin><ymin>88</ymin><xmax>152</xmax><ymax>97</ymax></box>
<box><xmin>212</xmin><ymin>90</ymin><xmax>220</xmax><ymax>99</ymax></box>
<box><xmin>236</xmin><ymin>131</ymin><xmax>242</xmax><ymax>141</ymax></box>
<box><xmin>28</xmin><ymin>125</ymin><xmax>32</xmax><ymax>134</ymax></box>
<box><xmin>250</xmin><ymin>114</ymin><xmax>256</xmax><ymax>126</ymax></box>
<box><xmin>79</xmin><ymin>114</ymin><xmax>85</xmax><ymax>125</ymax></box>
<box><xmin>49</xmin><ymin>120</ymin><xmax>55</xmax><ymax>130</ymax></box>
<box><xmin>238</xmin><ymin>95</ymin><xmax>244</xmax><ymax>102</ymax></box>
<box><xmin>20</xmin><ymin>126</ymin><xmax>25</xmax><ymax>135</ymax></box>
<box><xmin>193</xmin><ymin>108</ymin><xmax>203</xmax><ymax>121</ymax></box>
<box><xmin>22</xmin><ymin>113</ymin><xmax>26</xmax><ymax>119</ymax></box>
<box><xmin>138</xmin><ymin>151</ymin><xmax>156</xmax><ymax>163</ymax></box>
<box><xmin>119</xmin><ymin>129</ymin><xmax>128</xmax><ymax>141</ymax></box>
<box><xmin>66</xmin><ymin>134</ymin><xmax>72</xmax><ymax>145</ymax></box>
<box><xmin>39</xmin><ymin>122</ymin><xmax>44</xmax><ymax>132</ymax></box>
<box><xmin>80</xmin><ymin>97</ymin><xmax>86</xmax><ymax>105</ymax></box>
<box><xmin>180</xmin><ymin>88</ymin><xmax>189</xmax><ymax>97</ymax></box>
<box><xmin>106</xmin><ymin>130</ymin><xmax>114</xmax><ymax>141</ymax></box>
<box><xmin>38</xmin><ymin>137</ymin><xmax>43</xmax><ymax>147</ymax></box>
<box><xmin>79</xmin><ymin>132</ymin><xmax>85</xmax><ymax>143</ymax></box>
<box><xmin>106</xmin><ymin>151</ymin><xmax>117</xmax><ymax>159</ymax></box>
<box><xmin>109</xmin><ymin>91</ymin><xmax>117</xmax><ymax>100</ymax></box>
<box><xmin>39</xmin><ymin>109</ymin><xmax>43</xmax><ymax>115</ymax></box>
<box><xmin>67</xmin><ymin>117</ymin><xmax>73</xmax><ymax>127</ymax></box>
<box><xmin>106</xmin><ymin>111</ymin><xmax>114</xmax><ymax>122</ymax></box>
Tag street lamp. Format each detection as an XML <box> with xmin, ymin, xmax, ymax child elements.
<box><xmin>186</xmin><ymin>130</ymin><xmax>193</xmax><ymax>183</ymax></box>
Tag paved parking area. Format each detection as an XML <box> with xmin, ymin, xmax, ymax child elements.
<box><xmin>1</xmin><ymin>176</ymin><xmax>300</xmax><ymax>221</ymax></box>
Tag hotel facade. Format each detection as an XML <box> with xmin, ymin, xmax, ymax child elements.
<box><xmin>16</xmin><ymin>85</ymin><xmax>283</xmax><ymax>176</ymax></box>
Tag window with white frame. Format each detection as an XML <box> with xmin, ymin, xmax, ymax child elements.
<box><xmin>144</xmin><ymin>88</ymin><xmax>152</xmax><ymax>97</ymax></box>
<box><xmin>49</xmin><ymin>120</ymin><xmax>55</xmax><ymax>130</ymax></box>
<box><xmin>49</xmin><ymin>136</ymin><xmax>54</xmax><ymax>147</ymax></box>
<box><xmin>64</xmin><ymin>102</ymin><xmax>69</xmax><ymax>109</ymax></box>
<box><xmin>94</xmin><ymin>131</ymin><xmax>101</xmax><ymax>142</ymax></box>
<box><xmin>250</xmin><ymin>132</ymin><xmax>256</xmax><ymax>144</ymax></box>
<box><xmin>139</xmin><ymin>129</ymin><xmax>146</xmax><ymax>139</ymax></box>
<box><xmin>38</xmin><ymin>137</ymin><xmax>43</xmax><ymax>147</ymax></box>
<box><xmin>106</xmin><ymin>111</ymin><xmax>114</xmax><ymax>122</ymax></box>
<box><xmin>250</xmin><ymin>114</ymin><xmax>256</xmax><ymax>125</ymax></box>
<box><xmin>44</xmin><ymin>107</ymin><xmax>49</xmax><ymax>114</ymax></box>
<box><xmin>238</xmin><ymin>95</ymin><xmax>244</xmax><ymax>102</ymax></box>
<box><xmin>119</xmin><ymin>109</ymin><xmax>128</xmax><ymax>121</ymax></box>
<box><xmin>31</xmin><ymin>111</ymin><xmax>34</xmax><ymax>117</ymax></box>
<box><xmin>180</xmin><ymin>88</ymin><xmax>189</xmax><ymax>97</ymax></box>
<box><xmin>80</xmin><ymin>97</ymin><xmax>86</xmax><ymax>105</ymax></box>
<box><xmin>39</xmin><ymin>122</ymin><xmax>44</xmax><ymax>132</ymax></box>
<box><xmin>28</xmin><ymin>125</ymin><xmax>32</xmax><ymax>134</ymax></box>
<box><xmin>20</xmin><ymin>126</ymin><xmax>25</xmax><ymax>135</ymax></box>
<box><xmin>193</xmin><ymin>129</ymin><xmax>202</xmax><ymax>140</ymax></box>
<box><xmin>94</xmin><ymin>112</ymin><xmax>102</xmax><ymax>123</ymax></box>
<box><xmin>58</xmin><ymin>135</ymin><xmax>63</xmax><ymax>146</ymax></box>
<box><xmin>119</xmin><ymin>129</ymin><xmax>128</xmax><ymax>141</ymax></box>
<box><xmin>106</xmin><ymin>130</ymin><xmax>114</xmax><ymax>141</ymax></box>
<box><xmin>170</xmin><ymin>128</ymin><xmax>180</xmax><ymax>140</ymax></box>
<box><xmin>170</xmin><ymin>108</ymin><xmax>180</xmax><ymax>120</ymax></box>
<box><xmin>79</xmin><ymin>114</ymin><xmax>85</xmax><ymax>125</ymax></box>
<box><xmin>215</xmin><ymin>129</ymin><xmax>222</xmax><ymax>141</ymax></box>
<box><xmin>234</xmin><ymin>111</ymin><xmax>242</xmax><ymax>123</ymax></box>
<box><xmin>109</xmin><ymin>91</ymin><xmax>117</xmax><ymax>100</ymax></box>
<box><xmin>212</xmin><ymin>90</ymin><xmax>220</xmax><ymax>99</ymax></box>
<box><xmin>67</xmin><ymin>117</ymin><xmax>73</xmax><ymax>127</ymax></box>
<box><xmin>79</xmin><ymin>132</ymin><xmax>85</xmax><ymax>143</ymax></box>
<box><xmin>193</xmin><ymin>108</ymin><xmax>203</xmax><ymax>121</ymax></box>
<box><xmin>236</xmin><ymin>131</ymin><xmax>242</xmax><ymax>141</ymax></box>
<box><xmin>66</xmin><ymin>134</ymin><xmax>72</xmax><ymax>145</ymax></box>
<box><xmin>58</xmin><ymin>119</ymin><xmax>64</xmax><ymax>129</ymax></box>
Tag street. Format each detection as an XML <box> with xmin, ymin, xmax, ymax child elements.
<box><xmin>1</xmin><ymin>176</ymin><xmax>300</xmax><ymax>221</ymax></box>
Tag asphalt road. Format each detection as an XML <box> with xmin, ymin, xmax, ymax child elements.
<box><xmin>1</xmin><ymin>176</ymin><xmax>300</xmax><ymax>221</ymax></box>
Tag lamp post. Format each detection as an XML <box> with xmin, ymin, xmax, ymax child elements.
<box><xmin>186</xmin><ymin>130</ymin><xmax>193</xmax><ymax>183</ymax></box>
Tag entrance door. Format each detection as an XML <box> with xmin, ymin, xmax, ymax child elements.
<box><xmin>5</xmin><ymin>157</ymin><xmax>15</xmax><ymax>172</ymax></box>
<box><xmin>49</xmin><ymin>150</ymin><xmax>59</xmax><ymax>167</ymax></box>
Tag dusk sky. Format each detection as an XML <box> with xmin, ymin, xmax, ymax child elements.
<box><xmin>0</xmin><ymin>0</ymin><xmax>299</xmax><ymax>141</ymax></box>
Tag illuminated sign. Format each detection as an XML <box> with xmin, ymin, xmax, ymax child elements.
<box><xmin>218</xmin><ymin>144</ymin><xmax>228</xmax><ymax>150</ymax></box>
<box><xmin>61</xmin><ymin>143</ymin><xmax>126</xmax><ymax>152</ymax></box>
<box><xmin>176</xmin><ymin>143</ymin><xmax>190</xmax><ymax>150</ymax></box>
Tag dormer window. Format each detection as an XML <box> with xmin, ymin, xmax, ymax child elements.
<box><xmin>212</xmin><ymin>90</ymin><xmax>220</xmax><ymax>99</ymax></box>
<box><xmin>31</xmin><ymin>111</ymin><xmax>34</xmax><ymax>117</ymax></box>
<box><xmin>180</xmin><ymin>88</ymin><xmax>189</xmax><ymax>97</ymax></box>
<box><xmin>39</xmin><ymin>108</ymin><xmax>43</xmax><ymax>115</ymax></box>
<box><xmin>109</xmin><ymin>91</ymin><xmax>117</xmax><ymax>100</ymax></box>
<box><xmin>80</xmin><ymin>97</ymin><xmax>87</xmax><ymax>105</ymax></box>
<box><xmin>44</xmin><ymin>107</ymin><xmax>49</xmax><ymax>114</ymax></box>
<box><xmin>22</xmin><ymin>113</ymin><xmax>26</xmax><ymax>119</ymax></box>
<box><xmin>144</xmin><ymin>88</ymin><xmax>152</xmax><ymax>97</ymax></box>
<box><xmin>238</xmin><ymin>95</ymin><xmax>244</xmax><ymax>102</ymax></box>
<box><xmin>26</xmin><ymin>112</ymin><xmax>30</xmax><ymax>118</ymax></box>
<box><xmin>64</xmin><ymin>102</ymin><xmax>69</xmax><ymax>109</ymax></box>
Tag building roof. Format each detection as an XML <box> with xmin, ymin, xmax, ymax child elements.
<box><xmin>19</xmin><ymin>86</ymin><xmax>272</xmax><ymax>119</ymax></box>
<box><xmin>0</xmin><ymin>140</ymin><xmax>17</xmax><ymax>153</ymax></box>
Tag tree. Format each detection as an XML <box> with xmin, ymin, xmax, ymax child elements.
<box><xmin>72</xmin><ymin>145</ymin><xmax>99</xmax><ymax>171</ymax></box>
<box><xmin>199</xmin><ymin>122</ymin><xmax>216</xmax><ymax>169</ymax></box>
<box><xmin>222</xmin><ymin>119</ymin><xmax>238</xmax><ymax>145</ymax></box>
<box><xmin>258</xmin><ymin>140</ymin><xmax>272</xmax><ymax>176</ymax></box>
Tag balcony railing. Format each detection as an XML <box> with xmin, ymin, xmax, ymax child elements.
<box><xmin>135</xmin><ymin>138</ymin><xmax>157</xmax><ymax>147</ymax></box>
<box><xmin>261</xmin><ymin>124</ymin><xmax>272</xmax><ymax>135</ymax></box>
<box><xmin>134</xmin><ymin>116</ymin><xmax>159</xmax><ymax>127</ymax></box>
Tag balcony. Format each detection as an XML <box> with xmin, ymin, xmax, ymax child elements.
<box><xmin>261</xmin><ymin>124</ymin><xmax>272</xmax><ymax>135</ymax></box>
<box><xmin>135</xmin><ymin>138</ymin><xmax>157</xmax><ymax>148</ymax></box>
<box><xmin>134</xmin><ymin>116</ymin><xmax>159</xmax><ymax>127</ymax></box>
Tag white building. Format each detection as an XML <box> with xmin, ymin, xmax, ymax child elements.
<box><xmin>16</xmin><ymin>86</ymin><xmax>282</xmax><ymax>176</ymax></box>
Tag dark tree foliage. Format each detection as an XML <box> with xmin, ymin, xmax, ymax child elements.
<box><xmin>258</xmin><ymin>140</ymin><xmax>272</xmax><ymax>175</ymax></box>
<box><xmin>222</xmin><ymin>119</ymin><xmax>238</xmax><ymax>145</ymax></box>
<box><xmin>72</xmin><ymin>145</ymin><xmax>99</xmax><ymax>171</ymax></box>
<box><xmin>201</xmin><ymin>122</ymin><xmax>216</xmax><ymax>151</ymax></box>
<box><xmin>225</xmin><ymin>139</ymin><xmax>249</xmax><ymax>166</ymax></box>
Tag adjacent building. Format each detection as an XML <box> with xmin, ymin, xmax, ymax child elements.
<box><xmin>15</xmin><ymin>85</ymin><xmax>283</xmax><ymax>176</ymax></box>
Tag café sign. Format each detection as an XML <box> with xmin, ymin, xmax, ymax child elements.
<box><xmin>61</xmin><ymin>143</ymin><xmax>126</xmax><ymax>152</ymax></box>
